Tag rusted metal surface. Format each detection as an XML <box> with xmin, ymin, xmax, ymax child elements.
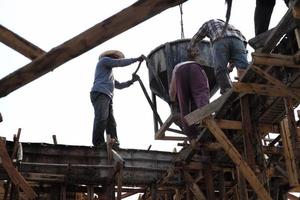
<box><xmin>146</xmin><ymin>39</ymin><xmax>217</xmax><ymax>103</ymax></box>
<box><xmin>0</xmin><ymin>141</ymin><xmax>180</xmax><ymax>187</ymax></box>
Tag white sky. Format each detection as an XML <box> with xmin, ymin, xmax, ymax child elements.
<box><xmin>0</xmin><ymin>0</ymin><xmax>288</xmax><ymax>152</ymax></box>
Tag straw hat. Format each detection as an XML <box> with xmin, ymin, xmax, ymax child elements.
<box><xmin>99</xmin><ymin>50</ymin><xmax>125</xmax><ymax>59</ymax></box>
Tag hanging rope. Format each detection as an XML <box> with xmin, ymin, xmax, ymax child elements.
<box><xmin>179</xmin><ymin>4</ymin><xmax>185</xmax><ymax>39</ymax></box>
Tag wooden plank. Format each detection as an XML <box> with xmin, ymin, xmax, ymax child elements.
<box><xmin>0</xmin><ymin>139</ymin><xmax>37</xmax><ymax>199</ymax></box>
<box><xmin>185</xmin><ymin>90</ymin><xmax>233</xmax><ymax>126</ymax></box>
<box><xmin>183</xmin><ymin>171</ymin><xmax>206</xmax><ymax>200</ymax></box>
<box><xmin>0</xmin><ymin>0</ymin><xmax>187</xmax><ymax>98</ymax></box>
<box><xmin>156</xmin><ymin>136</ymin><xmax>186</xmax><ymax>141</ymax></box>
<box><xmin>0</xmin><ymin>25</ymin><xmax>45</xmax><ymax>60</ymax></box>
<box><xmin>203</xmin><ymin>165</ymin><xmax>215</xmax><ymax>200</ymax></box>
<box><xmin>155</xmin><ymin>114</ymin><xmax>177</xmax><ymax>139</ymax></box>
<box><xmin>232</xmin><ymin>82</ymin><xmax>294</xmax><ymax>97</ymax></box>
<box><xmin>240</xmin><ymin>96</ymin><xmax>256</xmax><ymax>169</ymax></box>
<box><xmin>203</xmin><ymin>116</ymin><xmax>272</xmax><ymax>200</ymax></box>
<box><xmin>251</xmin><ymin>65</ymin><xmax>300</xmax><ymax>101</ymax></box>
<box><xmin>261</xmin><ymin>7</ymin><xmax>295</xmax><ymax>53</ymax></box>
<box><xmin>252</xmin><ymin>53</ymin><xmax>300</xmax><ymax>69</ymax></box>
<box><xmin>280</xmin><ymin>118</ymin><xmax>299</xmax><ymax>186</ymax></box>
<box><xmin>236</xmin><ymin>168</ymin><xmax>249</xmax><ymax>200</ymax></box>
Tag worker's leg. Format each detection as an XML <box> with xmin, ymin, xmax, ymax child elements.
<box><xmin>254</xmin><ymin>0</ymin><xmax>275</xmax><ymax>36</ymax></box>
<box><xmin>90</xmin><ymin>92</ymin><xmax>110</xmax><ymax>147</ymax></box>
<box><xmin>106</xmin><ymin>101</ymin><xmax>119</xmax><ymax>146</ymax></box>
<box><xmin>175</xmin><ymin>66</ymin><xmax>196</xmax><ymax>138</ymax></box>
<box><xmin>213</xmin><ymin>39</ymin><xmax>232</xmax><ymax>94</ymax></box>
<box><xmin>229</xmin><ymin>38</ymin><xmax>249</xmax><ymax>77</ymax></box>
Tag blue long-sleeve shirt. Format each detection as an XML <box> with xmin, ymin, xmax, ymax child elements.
<box><xmin>91</xmin><ymin>56</ymin><xmax>138</xmax><ymax>99</ymax></box>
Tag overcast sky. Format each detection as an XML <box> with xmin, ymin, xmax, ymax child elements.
<box><xmin>0</xmin><ymin>0</ymin><xmax>287</xmax><ymax>151</ymax></box>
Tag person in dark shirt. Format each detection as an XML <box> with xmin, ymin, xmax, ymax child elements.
<box><xmin>90</xmin><ymin>50</ymin><xmax>143</xmax><ymax>148</ymax></box>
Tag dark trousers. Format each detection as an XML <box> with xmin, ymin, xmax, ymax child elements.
<box><xmin>254</xmin><ymin>0</ymin><xmax>289</xmax><ymax>36</ymax></box>
<box><xmin>175</xmin><ymin>64</ymin><xmax>210</xmax><ymax>138</ymax></box>
<box><xmin>90</xmin><ymin>92</ymin><xmax>118</xmax><ymax>146</ymax></box>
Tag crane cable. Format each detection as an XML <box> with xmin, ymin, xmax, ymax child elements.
<box><xmin>179</xmin><ymin>4</ymin><xmax>185</xmax><ymax>39</ymax></box>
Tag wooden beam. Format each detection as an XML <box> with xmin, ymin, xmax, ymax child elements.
<box><xmin>280</xmin><ymin>117</ymin><xmax>299</xmax><ymax>186</ymax></box>
<box><xmin>261</xmin><ymin>7</ymin><xmax>295</xmax><ymax>53</ymax></box>
<box><xmin>0</xmin><ymin>139</ymin><xmax>37</xmax><ymax>199</ymax></box>
<box><xmin>240</xmin><ymin>96</ymin><xmax>256</xmax><ymax>169</ymax></box>
<box><xmin>250</xmin><ymin>65</ymin><xmax>300</xmax><ymax>101</ymax></box>
<box><xmin>232</xmin><ymin>82</ymin><xmax>300</xmax><ymax>97</ymax></box>
<box><xmin>252</xmin><ymin>53</ymin><xmax>300</xmax><ymax>69</ymax></box>
<box><xmin>0</xmin><ymin>25</ymin><xmax>45</xmax><ymax>60</ymax></box>
<box><xmin>0</xmin><ymin>0</ymin><xmax>187</xmax><ymax>98</ymax></box>
<box><xmin>185</xmin><ymin>90</ymin><xmax>233</xmax><ymax>126</ymax></box>
<box><xmin>183</xmin><ymin>171</ymin><xmax>206</xmax><ymax>200</ymax></box>
<box><xmin>203</xmin><ymin>116</ymin><xmax>272</xmax><ymax>200</ymax></box>
<box><xmin>155</xmin><ymin>114</ymin><xmax>180</xmax><ymax>139</ymax></box>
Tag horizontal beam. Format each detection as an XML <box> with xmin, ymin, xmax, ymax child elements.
<box><xmin>0</xmin><ymin>0</ymin><xmax>187</xmax><ymax>98</ymax></box>
<box><xmin>232</xmin><ymin>82</ymin><xmax>300</xmax><ymax>97</ymax></box>
<box><xmin>252</xmin><ymin>52</ymin><xmax>300</xmax><ymax>68</ymax></box>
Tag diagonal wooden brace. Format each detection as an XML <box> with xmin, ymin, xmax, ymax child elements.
<box><xmin>251</xmin><ymin>65</ymin><xmax>300</xmax><ymax>101</ymax></box>
<box><xmin>0</xmin><ymin>138</ymin><xmax>37</xmax><ymax>199</ymax></box>
<box><xmin>203</xmin><ymin>116</ymin><xmax>272</xmax><ymax>200</ymax></box>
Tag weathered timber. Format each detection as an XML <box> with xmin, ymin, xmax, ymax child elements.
<box><xmin>0</xmin><ymin>139</ymin><xmax>37</xmax><ymax>199</ymax></box>
<box><xmin>183</xmin><ymin>171</ymin><xmax>206</xmax><ymax>200</ymax></box>
<box><xmin>185</xmin><ymin>90</ymin><xmax>233</xmax><ymax>126</ymax></box>
<box><xmin>240</xmin><ymin>96</ymin><xmax>256</xmax><ymax>169</ymax></box>
<box><xmin>0</xmin><ymin>141</ymin><xmax>179</xmax><ymax>186</ymax></box>
<box><xmin>155</xmin><ymin>114</ymin><xmax>180</xmax><ymax>139</ymax></box>
<box><xmin>203</xmin><ymin>116</ymin><xmax>272</xmax><ymax>200</ymax></box>
<box><xmin>261</xmin><ymin>7</ymin><xmax>296</xmax><ymax>53</ymax></box>
<box><xmin>252</xmin><ymin>52</ymin><xmax>300</xmax><ymax>68</ymax></box>
<box><xmin>0</xmin><ymin>0</ymin><xmax>187</xmax><ymax>98</ymax></box>
<box><xmin>251</xmin><ymin>65</ymin><xmax>300</xmax><ymax>101</ymax></box>
<box><xmin>0</xmin><ymin>25</ymin><xmax>45</xmax><ymax>60</ymax></box>
<box><xmin>233</xmin><ymin>82</ymin><xmax>300</xmax><ymax>97</ymax></box>
<box><xmin>280</xmin><ymin>115</ymin><xmax>299</xmax><ymax>186</ymax></box>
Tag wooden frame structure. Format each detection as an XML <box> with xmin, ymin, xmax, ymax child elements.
<box><xmin>1</xmin><ymin>0</ymin><xmax>300</xmax><ymax>199</ymax></box>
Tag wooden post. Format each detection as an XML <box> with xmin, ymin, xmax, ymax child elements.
<box><xmin>203</xmin><ymin>116</ymin><xmax>272</xmax><ymax>200</ymax></box>
<box><xmin>52</xmin><ymin>135</ymin><xmax>58</xmax><ymax>145</ymax></box>
<box><xmin>0</xmin><ymin>138</ymin><xmax>37</xmax><ymax>199</ymax></box>
<box><xmin>236</xmin><ymin>167</ymin><xmax>249</xmax><ymax>200</ymax></box>
<box><xmin>203</xmin><ymin>164</ymin><xmax>215</xmax><ymax>200</ymax></box>
<box><xmin>87</xmin><ymin>185</ymin><xmax>94</xmax><ymax>200</ymax></box>
<box><xmin>240</xmin><ymin>96</ymin><xmax>256</xmax><ymax>169</ymax></box>
<box><xmin>218</xmin><ymin>170</ymin><xmax>226</xmax><ymax>200</ymax></box>
<box><xmin>280</xmin><ymin>116</ymin><xmax>299</xmax><ymax>187</ymax></box>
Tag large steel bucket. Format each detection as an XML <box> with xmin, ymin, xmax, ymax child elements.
<box><xmin>146</xmin><ymin>39</ymin><xmax>217</xmax><ymax>103</ymax></box>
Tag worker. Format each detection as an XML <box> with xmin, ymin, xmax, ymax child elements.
<box><xmin>188</xmin><ymin>19</ymin><xmax>249</xmax><ymax>94</ymax></box>
<box><xmin>254</xmin><ymin>0</ymin><xmax>289</xmax><ymax>36</ymax></box>
<box><xmin>90</xmin><ymin>50</ymin><xmax>143</xmax><ymax>148</ymax></box>
<box><xmin>169</xmin><ymin>60</ymin><xmax>210</xmax><ymax>140</ymax></box>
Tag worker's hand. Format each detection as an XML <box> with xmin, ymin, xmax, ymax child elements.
<box><xmin>188</xmin><ymin>47</ymin><xmax>199</xmax><ymax>59</ymax></box>
<box><xmin>137</xmin><ymin>55</ymin><xmax>145</xmax><ymax>62</ymax></box>
<box><xmin>132</xmin><ymin>74</ymin><xmax>140</xmax><ymax>82</ymax></box>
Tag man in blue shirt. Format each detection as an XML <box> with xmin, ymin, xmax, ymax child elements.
<box><xmin>188</xmin><ymin>19</ymin><xmax>249</xmax><ymax>94</ymax></box>
<box><xmin>90</xmin><ymin>50</ymin><xmax>143</xmax><ymax>148</ymax></box>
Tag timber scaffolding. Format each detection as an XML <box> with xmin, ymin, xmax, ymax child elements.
<box><xmin>1</xmin><ymin>0</ymin><xmax>300</xmax><ymax>200</ymax></box>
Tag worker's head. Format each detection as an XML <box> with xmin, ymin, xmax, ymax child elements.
<box><xmin>99</xmin><ymin>50</ymin><xmax>125</xmax><ymax>60</ymax></box>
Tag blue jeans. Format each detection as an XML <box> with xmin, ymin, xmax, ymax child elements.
<box><xmin>90</xmin><ymin>92</ymin><xmax>117</xmax><ymax>146</ymax></box>
<box><xmin>212</xmin><ymin>37</ymin><xmax>248</xmax><ymax>76</ymax></box>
